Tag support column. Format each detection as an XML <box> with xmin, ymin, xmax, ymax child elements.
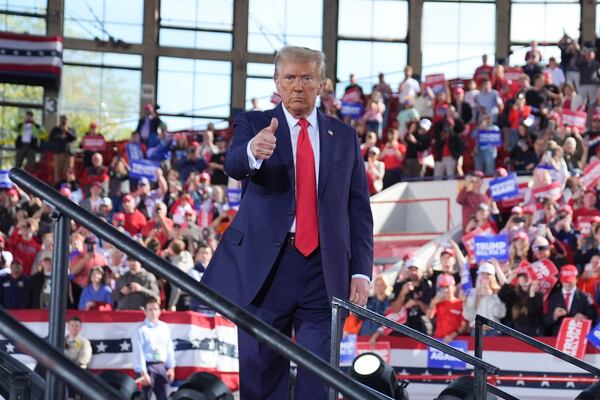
<box><xmin>43</xmin><ymin>0</ymin><xmax>64</xmax><ymax>132</ymax></box>
<box><xmin>231</xmin><ymin>0</ymin><xmax>250</xmax><ymax>115</ymax></box>
<box><xmin>44</xmin><ymin>213</ymin><xmax>70</xmax><ymax>400</ymax></box>
<box><xmin>495</xmin><ymin>0</ymin><xmax>511</xmax><ymax>64</ymax></box>
<box><xmin>408</xmin><ymin>0</ymin><xmax>423</xmax><ymax>76</ymax></box>
<box><xmin>322</xmin><ymin>0</ymin><xmax>339</xmax><ymax>84</ymax></box>
<box><xmin>581</xmin><ymin>0</ymin><xmax>597</xmax><ymax>46</ymax></box>
<box><xmin>140</xmin><ymin>0</ymin><xmax>159</xmax><ymax>112</ymax></box>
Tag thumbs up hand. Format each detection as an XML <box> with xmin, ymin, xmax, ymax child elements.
<box><xmin>250</xmin><ymin>118</ymin><xmax>278</xmax><ymax>160</ymax></box>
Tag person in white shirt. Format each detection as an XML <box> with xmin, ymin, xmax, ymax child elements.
<box><xmin>547</xmin><ymin>57</ymin><xmax>566</xmax><ymax>88</ymax></box>
<box><xmin>398</xmin><ymin>65</ymin><xmax>421</xmax><ymax>102</ymax></box>
<box><xmin>132</xmin><ymin>297</ymin><xmax>176</xmax><ymax>400</ymax></box>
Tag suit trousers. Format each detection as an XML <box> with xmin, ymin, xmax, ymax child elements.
<box><xmin>238</xmin><ymin>244</ymin><xmax>331</xmax><ymax>400</ymax></box>
<box><xmin>141</xmin><ymin>362</ymin><xmax>170</xmax><ymax>400</ymax></box>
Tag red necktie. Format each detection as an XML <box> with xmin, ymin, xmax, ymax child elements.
<box><xmin>564</xmin><ymin>292</ymin><xmax>571</xmax><ymax>312</ymax></box>
<box><xmin>295</xmin><ymin>119</ymin><xmax>319</xmax><ymax>256</ymax></box>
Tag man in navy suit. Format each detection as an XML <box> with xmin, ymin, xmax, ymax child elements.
<box><xmin>543</xmin><ymin>264</ymin><xmax>596</xmax><ymax>336</ymax></box>
<box><xmin>201</xmin><ymin>46</ymin><xmax>373</xmax><ymax>399</ymax></box>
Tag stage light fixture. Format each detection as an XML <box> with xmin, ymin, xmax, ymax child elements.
<box><xmin>434</xmin><ymin>376</ymin><xmax>497</xmax><ymax>400</ymax></box>
<box><xmin>171</xmin><ymin>372</ymin><xmax>234</xmax><ymax>400</ymax></box>
<box><xmin>576</xmin><ymin>380</ymin><xmax>600</xmax><ymax>400</ymax></box>
<box><xmin>97</xmin><ymin>370</ymin><xmax>139</xmax><ymax>400</ymax></box>
<box><xmin>349</xmin><ymin>352</ymin><xmax>409</xmax><ymax>400</ymax></box>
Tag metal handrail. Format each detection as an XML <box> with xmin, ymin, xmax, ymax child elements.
<box><xmin>8</xmin><ymin>168</ymin><xmax>384</xmax><ymax>400</ymax></box>
<box><xmin>330</xmin><ymin>297</ymin><xmax>516</xmax><ymax>400</ymax></box>
<box><xmin>475</xmin><ymin>314</ymin><xmax>600</xmax><ymax>377</ymax></box>
<box><xmin>0</xmin><ymin>306</ymin><xmax>126</xmax><ymax>399</ymax></box>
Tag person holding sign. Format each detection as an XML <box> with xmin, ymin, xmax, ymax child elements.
<box><xmin>543</xmin><ymin>265</ymin><xmax>596</xmax><ymax>336</ymax></box>
<box><xmin>472</xmin><ymin>114</ymin><xmax>500</xmax><ymax>176</ymax></box>
<box><xmin>496</xmin><ymin>264</ymin><xmax>543</xmax><ymax>336</ymax></box>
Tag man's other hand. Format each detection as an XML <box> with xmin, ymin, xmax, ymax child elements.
<box><xmin>349</xmin><ymin>277</ymin><xmax>369</xmax><ymax>306</ymax></box>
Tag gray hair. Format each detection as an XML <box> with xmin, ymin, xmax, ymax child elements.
<box><xmin>273</xmin><ymin>46</ymin><xmax>326</xmax><ymax>82</ymax></box>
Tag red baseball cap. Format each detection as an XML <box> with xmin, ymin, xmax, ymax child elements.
<box><xmin>122</xmin><ymin>194</ymin><xmax>134</xmax><ymax>203</ymax></box>
<box><xmin>513</xmin><ymin>231</ymin><xmax>528</xmax><ymax>241</ymax></box>
<box><xmin>593</xmin><ymin>113</ymin><xmax>600</xmax><ymax>121</ymax></box>
<box><xmin>560</xmin><ymin>264</ymin><xmax>578</xmax><ymax>283</ymax></box>
<box><xmin>453</xmin><ymin>87</ymin><xmax>464</xmax><ymax>95</ymax></box>
<box><xmin>6</xmin><ymin>188</ymin><xmax>18</xmax><ymax>197</ymax></box>
<box><xmin>112</xmin><ymin>212</ymin><xmax>125</xmax><ymax>222</ymax></box>
<box><xmin>511</xmin><ymin>206</ymin><xmax>523</xmax><ymax>215</ymax></box>
<box><xmin>558</xmin><ymin>204</ymin><xmax>573</xmax><ymax>215</ymax></box>
<box><xmin>438</xmin><ymin>274</ymin><xmax>456</xmax><ymax>288</ymax></box>
<box><xmin>441</xmin><ymin>247</ymin><xmax>456</xmax><ymax>257</ymax></box>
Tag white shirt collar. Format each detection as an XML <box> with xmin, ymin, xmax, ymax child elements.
<box><xmin>281</xmin><ymin>105</ymin><xmax>318</xmax><ymax>131</ymax></box>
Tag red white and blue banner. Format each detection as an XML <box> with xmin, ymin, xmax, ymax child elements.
<box><xmin>0</xmin><ymin>310</ymin><xmax>239</xmax><ymax>390</ymax></box>
<box><xmin>0</xmin><ymin>32</ymin><xmax>62</xmax><ymax>89</ymax></box>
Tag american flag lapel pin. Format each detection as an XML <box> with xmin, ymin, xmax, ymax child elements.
<box><xmin>328</xmin><ymin>129</ymin><xmax>333</xmax><ymax>136</ymax></box>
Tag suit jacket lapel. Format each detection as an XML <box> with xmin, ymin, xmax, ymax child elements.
<box><xmin>317</xmin><ymin>109</ymin><xmax>332</xmax><ymax>198</ymax></box>
<box><xmin>271</xmin><ymin>104</ymin><xmax>295</xmax><ymax>186</ymax></box>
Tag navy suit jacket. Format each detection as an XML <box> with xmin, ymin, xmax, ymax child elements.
<box><xmin>201</xmin><ymin>104</ymin><xmax>373</xmax><ymax>306</ymax></box>
<box><xmin>543</xmin><ymin>289</ymin><xmax>597</xmax><ymax>336</ymax></box>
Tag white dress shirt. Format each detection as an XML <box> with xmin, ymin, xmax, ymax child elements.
<box><xmin>246</xmin><ymin>106</ymin><xmax>369</xmax><ymax>283</ymax></box>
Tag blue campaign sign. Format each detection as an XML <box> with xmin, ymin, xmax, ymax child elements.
<box><xmin>489</xmin><ymin>173</ymin><xmax>519</xmax><ymax>201</ymax></box>
<box><xmin>129</xmin><ymin>159</ymin><xmax>159</xmax><ymax>181</ymax></box>
<box><xmin>227</xmin><ymin>188</ymin><xmax>242</xmax><ymax>208</ymax></box>
<box><xmin>126</xmin><ymin>142</ymin><xmax>144</xmax><ymax>162</ymax></box>
<box><xmin>339</xmin><ymin>334</ymin><xmax>357</xmax><ymax>366</ymax></box>
<box><xmin>587</xmin><ymin>323</ymin><xmax>600</xmax><ymax>350</ymax></box>
<box><xmin>340</xmin><ymin>102</ymin><xmax>364</xmax><ymax>119</ymax></box>
<box><xmin>427</xmin><ymin>340</ymin><xmax>468</xmax><ymax>370</ymax></box>
<box><xmin>0</xmin><ymin>170</ymin><xmax>13</xmax><ymax>189</ymax></box>
<box><xmin>474</xmin><ymin>234</ymin><xmax>510</xmax><ymax>262</ymax></box>
<box><xmin>478</xmin><ymin>129</ymin><xmax>503</xmax><ymax>146</ymax></box>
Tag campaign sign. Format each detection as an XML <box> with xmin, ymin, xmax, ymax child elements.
<box><xmin>424</xmin><ymin>74</ymin><xmax>446</xmax><ymax>94</ymax></box>
<box><xmin>129</xmin><ymin>159</ymin><xmax>159</xmax><ymax>181</ymax></box>
<box><xmin>339</xmin><ymin>334</ymin><xmax>357</xmax><ymax>365</ymax></box>
<box><xmin>340</xmin><ymin>102</ymin><xmax>364</xmax><ymax>119</ymax></box>
<box><xmin>586</xmin><ymin>322</ymin><xmax>600</xmax><ymax>350</ymax></box>
<box><xmin>474</xmin><ymin>234</ymin><xmax>510</xmax><ymax>262</ymax></box>
<box><xmin>477</xmin><ymin>129</ymin><xmax>503</xmax><ymax>146</ymax></box>
<box><xmin>461</xmin><ymin>223</ymin><xmax>496</xmax><ymax>257</ymax></box>
<box><xmin>504</xmin><ymin>66</ymin><xmax>524</xmax><ymax>82</ymax></box>
<box><xmin>227</xmin><ymin>188</ymin><xmax>242</xmax><ymax>208</ymax></box>
<box><xmin>561</xmin><ymin>109</ymin><xmax>587</xmax><ymax>132</ymax></box>
<box><xmin>532</xmin><ymin>181</ymin><xmax>562</xmax><ymax>202</ymax></box>
<box><xmin>499</xmin><ymin>182</ymin><xmax>528</xmax><ymax>208</ymax></box>
<box><xmin>427</xmin><ymin>340</ymin><xmax>468</xmax><ymax>370</ymax></box>
<box><xmin>556</xmin><ymin>318</ymin><xmax>592</xmax><ymax>359</ymax></box>
<box><xmin>126</xmin><ymin>142</ymin><xmax>144</xmax><ymax>162</ymax></box>
<box><xmin>356</xmin><ymin>341</ymin><xmax>391</xmax><ymax>365</ymax></box>
<box><xmin>342</xmin><ymin>86</ymin><xmax>363</xmax><ymax>103</ymax></box>
<box><xmin>489</xmin><ymin>173</ymin><xmax>519</xmax><ymax>201</ymax></box>
<box><xmin>577</xmin><ymin>216</ymin><xmax>597</xmax><ymax>235</ymax></box>
<box><xmin>581</xmin><ymin>160</ymin><xmax>600</xmax><ymax>189</ymax></box>
<box><xmin>0</xmin><ymin>170</ymin><xmax>13</xmax><ymax>189</ymax></box>
<box><xmin>527</xmin><ymin>259</ymin><xmax>559</xmax><ymax>301</ymax></box>
<box><xmin>82</xmin><ymin>134</ymin><xmax>106</xmax><ymax>152</ymax></box>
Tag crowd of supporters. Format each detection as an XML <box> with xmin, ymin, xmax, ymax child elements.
<box><xmin>6</xmin><ymin>37</ymin><xmax>600</xmax><ymax>344</ymax></box>
<box><xmin>4</xmin><ymin>103</ymin><xmax>230</xmax><ymax>313</ymax></box>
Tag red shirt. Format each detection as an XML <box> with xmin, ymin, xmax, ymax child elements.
<box><xmin>433</xmin><ymin>298</ymin><xmax>465</xmax><ymax>338</ymax></box>
<box><xmin>8</xmin><ymin>235</ymin><xmax>40</xmax><ymax>276</ymax></box>
<box><xmin>70</xmin><ymin>252</ymin><xmax>107</xmax><ymax>288</ymax></box>
<box><xmin>141</xmin><ymin>218</ymin><xmax>174</xmax><ymax>246</ymax></box>
<box><xmin>573</xmin><ymin>207</ymin><xmax>600</xmax><ymax>224</ymax></box>
<box><xmin>380</xmin><ymin>142</ymin><xmax>406</xmax><ymax>170</ymax></box>
<box><xmin>442</xmin><ymin>137</ymin><xmax>452</xmax><ymax>157</ymax></box>
<box><xmin>124</xmin><ymin>209</ymin><xmax>148</xmax><ymax>236</ymax></box>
